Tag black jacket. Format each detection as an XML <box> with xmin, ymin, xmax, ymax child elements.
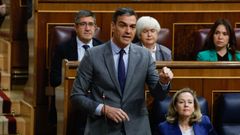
<box><xmin>50</xmin><ymin>36</ymin><xmax>102</xmax><ymax>87</ymax></box>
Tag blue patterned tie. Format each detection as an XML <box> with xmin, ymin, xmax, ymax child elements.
<box><xmin>82</xmin><ymin>45</ymin><xmax>90</xmax><ymax>50</ymax></box>
<box><xmin>118</xmin><ymin>49</ymin><xmax>126</xmax><ymax>93</ymax></box>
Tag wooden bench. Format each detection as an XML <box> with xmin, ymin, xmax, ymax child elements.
<box><xmin>0</xmin><ymin>38</ymin><xmax>11</xmax><ymax>90</ymax></box>
<box><xmin>63</xmin><ymin>60</ymin><xmax>79</xmax><ymax>135</ymax></box>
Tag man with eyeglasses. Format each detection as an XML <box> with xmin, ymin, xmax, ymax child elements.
<box><xmin>50</xmin><ymin>10</ymin><xmax>102</xmax><ymax>135</ymax></box>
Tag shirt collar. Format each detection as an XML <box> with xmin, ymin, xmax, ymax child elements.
<box><xmin>111</xmin><ymin>39</ymin><xmax>130</xmax><ymax>54</ymax></box>
<box><xmin>76</xmin><ymin>36</ymin><xmax>93</xmax><ymax>48</ymax></box>
<box><xmin>142</xmin><ymin>43</ymin><xmax>157</xmax><ymax>53</ymax></box>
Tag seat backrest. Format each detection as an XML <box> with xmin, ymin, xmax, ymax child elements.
<box><xmin>48</xmin><ymin>26</ymin><xmax>76</xmax><ymax>66</ymax></box>
<box><xmin>193</xmin><ymin>29</ymin><xmax>210</xmax><ymax>58</ymax></box>
<box><xmin>214</xmin><ymin>93</ymin><xmax>240</xmax><ymax>135</ymax></box>
<box><xmin>48</xmin><ymin>25</ymin><xmax>101</xmax><ymax>66</ymax></box>
<box><xmin>151</xmin><ymin>95</ymin><xmax>208</xmax><ymax>135</ymax></box>
<box><xmin>193</xmin><ymin>28</ymin><xmax>240</xmax><ymax>59</ymax></box>
<box><xmin>132</xmin><ymin>28</ymin><xmax>172</xmax><ymax>50</ymax></box>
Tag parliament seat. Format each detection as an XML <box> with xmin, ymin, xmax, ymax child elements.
<box><xmin>151</xmin><ymin>95</ymin><xmax>208</xmax><ymax>135</ymax></box>
<box><xmin>49</xmin><ymin>25</ymin><xmax>101</xmax><ymax>63</ymax></box>
<box><xmin>132</xmin><ymin>28</ymin><xmax>172</xmax><ymax>50</ymax></box>
<box><xmin>48</xmin><ymin>25</ymin><xmax>101</xmax><ymax>135</ymax></box>
<box><xmin>214</xmin><ymin>93</ymin><xmax>240</xmax><ymax>135</ymax></box>
<box><xmin>193</xmin><ymin>28</ymin><xmax>240</xmax><ymax>59</ymax></box>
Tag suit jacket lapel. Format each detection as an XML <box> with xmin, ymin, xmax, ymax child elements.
<box><xmin>228</xmin><ymin>52</ymin><xmax>232</xmax><ymax>60</ymax></box>
<box><xmin>123</xmin><ymin>44</ymin><xmax>139</xmax><ymax>96</ymax></box>
<box><xmin>170</xmin><ymin>123</ymin><xmax>182</xmax><ymax>135</ymax></box>
<box><xmin>103</xmin><ymin>42</ymin><xmax>122</xmax><ymax>95</ymax></box>
<box><xmin>155</xmin><ymin>45</ymin><xmax>163</xmax><ymax>61</ymax></box>
<box><xmin>210</xmin><ymin>50</ymin><xmax>217</xmax><ymax>61</ymax></box>
<box><xmin>193</xmin><ymin>123</ymin><xmax>203</xmax><ymax>135</ymax></box>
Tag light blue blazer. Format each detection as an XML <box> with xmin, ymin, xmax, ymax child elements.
<box><xmin>197</xmin><ymin>49</ymin><xmax>240</xmax><ymax>61</ymax></box>
<box><xmin>157</xmin><ymin>115</ymin><xmax>217</xmax><ymax>135</ymax></box>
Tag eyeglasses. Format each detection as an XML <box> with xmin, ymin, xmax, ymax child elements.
<box><xmin>77</xmin><ymin>22</ymin><xmax>95</xmax><ymax>27</ymax></box>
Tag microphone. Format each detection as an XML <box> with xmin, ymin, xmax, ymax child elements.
<box><xmin>102</xmin><ymin>91</ymin><xmax>106</xmax><ymax>119</ymax></box>
<box><xmin>102</xmin><ymin>91</ymin><xmax>108</xmax><ymax>135</ymax></box>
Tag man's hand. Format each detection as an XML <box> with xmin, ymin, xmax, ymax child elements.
<box><xmin>101</xmin><ymin>105</ymin><xmax>129</xmax><ymax>123</ymax></box>
<box><xmin>0</xmin><ymin>4</ymin><xmax>6</xmax><ymax>16</ymax></box>
<box><xmin>159</xmin><ymin>66</ymin><xmax>173</xmax><ymax>84</ymax></box>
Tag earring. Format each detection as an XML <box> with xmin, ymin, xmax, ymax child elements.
<box><xmin>227</xmin><ymin>43</ymin><xmax>231</xmax><ymax>50</ymax></box>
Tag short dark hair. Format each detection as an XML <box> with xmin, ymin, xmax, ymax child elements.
<box><xmin>74</xmin><ymin>10</ymin><xmax>96</xmax><ymax>24</ymax></box>
<box><xmin>112</xmin><ymin>7</ymin><xmax>137</xmax><ymax>23</ymax></box>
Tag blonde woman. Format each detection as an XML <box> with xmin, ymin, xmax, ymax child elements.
<box><xmin>158</xmin><ymin>88</ymin><xmax>217</xmax><ymax>135</ymax></box>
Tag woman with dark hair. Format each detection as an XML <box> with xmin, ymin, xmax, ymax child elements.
<box><xmin>157</xmin><ymin>88</ymin><xmax>217</xmax><ymax>135</ymax></box>
<box><xmin>197</xmin><ymin>18</ymin><xmax>240</xmax><ymax>61</ymax></box>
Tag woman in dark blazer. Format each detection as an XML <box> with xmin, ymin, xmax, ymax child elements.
<box><xmin>197</xmin><ymin>18</ymin><xmax>240</xmax><ymax>61</ymax></box>
<box><xmin>135</xmin><ymin>16</ymin><xmax>172</xmax><ymax>61</ymax></box>
<box><xmin>157</xmin><ymin>88</ymin><xmax>217</xmax><ymax>135</ymax></box>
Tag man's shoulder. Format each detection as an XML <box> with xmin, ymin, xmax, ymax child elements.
<box><xmin>92</xmin><ymin>38</ymin><xmax>103</xmax><ymax>46</ymax></box>
<box><xmin>133</xmin><ymin>42</ymin><xmax>142</xmax><ymax>47</ymax></box>
<box><xmin>131</xmin><ymin>43</ymin><xmax>148</xmax><ymax>51</ymax></box>
<box><xmin>90</xmin><ymin>41</ymin><xmax>110</xmax><ymax>51</ymax></box>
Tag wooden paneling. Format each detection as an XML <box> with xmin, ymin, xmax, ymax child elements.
<box><xmin>36</xmin><ymin>2</ymin><xmax>240</xmax><ymax>11</ymax></box>
<box><xmin>38</xmin><ymin>0</ymin><xmax>240</xmax><ymax>2</ymax></box>
<box><xmin>63</xmin><ymin>60</ymin><xmax>78</xmax><ymax>135</ymax></box>
<box><xmin>173</xmin><ymin>23</ymin><xmax>213</xmax><ymax>60</ymax></box>
<box><xmin>35</xmin><ymin>1</ymin><xmax>240</xmax><ymax>134</ymax></box>
<box><xmin>11</xmin><ymin>0</ymin><xmax>29</xmax><ymax>84</ymax></box>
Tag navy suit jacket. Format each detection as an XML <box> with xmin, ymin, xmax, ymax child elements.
<box><xmin>158</xmin><ymin>115</ymin><xmax>217</xmax><ymax>135</ymax></box>
<box><xmin>50</xmin><ymin>36</ymin><xmax>102</xmax><ymax>87</ymax></box>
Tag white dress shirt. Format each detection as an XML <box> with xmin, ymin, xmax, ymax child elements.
<box><xmin>76</xmin><ymin>36</ymin><xmax>93</xmax><ymax>61</ymax></box>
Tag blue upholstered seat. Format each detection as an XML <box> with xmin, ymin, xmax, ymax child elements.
<box><xmin>214</xmin><ymin>93</ymin><xmax>240</xmax><ymax>135</ymax></box>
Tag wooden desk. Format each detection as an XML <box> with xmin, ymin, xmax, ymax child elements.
<box><xmin>155</xmin><ymin>61</ymin><xmax>240</xmax><ymax>121</ymax></box>
<box><xmin>63</xmin><ymin>60</ymin><xmax>240</xmax><ymax>134</ymax></box>
<box><xmin>63</xmin><ymin>60</ymin><xmax>79</xmax><ymax>135</ymax></box>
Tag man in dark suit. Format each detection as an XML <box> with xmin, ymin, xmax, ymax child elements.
<box><xmin>49</xmin><ymin>10</ymin><xmax>102</xmax><ymax>135</ymax></box>
<box><xmin>50</xmin><ymin>10</ymin><xmax>102</xmax><ymax>87</ymax></box>
<box><xmin>71</xmin><ymin>7</ymin><xmax>173</xmax><ymax>135</ymax></box>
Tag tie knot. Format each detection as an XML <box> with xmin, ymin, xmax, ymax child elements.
<box><xmin>119</xmin><ymin>49</ymin><xmax>125</xmax><ymax>55</ymax></box>
<box><xmin>82</xmin><ymin>45</ymin><xmax>90</xmax><ymax>50</ymax></box>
